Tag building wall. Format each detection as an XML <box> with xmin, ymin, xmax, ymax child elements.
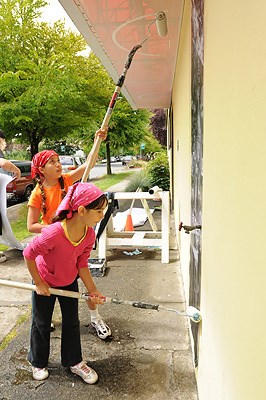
<box><xmin>173</xmin><ymin>0</ymin><xmax>266</xmax><ymax>399</ymax></box>
<box><xmin>172</xmin><ymin>0</ymin><xmax>192</xmax><ymax>300</ymax></box>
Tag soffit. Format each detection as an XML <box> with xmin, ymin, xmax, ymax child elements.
<box><xmin>59</xmin><ymin>0</ymin><xmax>184</xmax><ymax>109</ymax></box>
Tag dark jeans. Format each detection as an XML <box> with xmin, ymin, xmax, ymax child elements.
<box><xmin>28</xmin><ymin>278</ymin><xmax>82</xmax><ymax>368</ymax></box>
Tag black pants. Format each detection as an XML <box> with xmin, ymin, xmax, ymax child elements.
<box><xmin>28</xmin><ymin>279</ymin><xmax>82</xmax><ymax>368</ymax></box>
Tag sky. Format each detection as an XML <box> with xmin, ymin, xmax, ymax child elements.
<box><xmin>40</xmin><ymin>0</ymin><xmax>90</xmax><ymax>54</ymax></box>
<box><xmin>40</xmin><ymin>0</ymin><xmax>78</xmax><ymax>32</ymax></box>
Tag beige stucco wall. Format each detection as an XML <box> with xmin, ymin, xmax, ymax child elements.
<box><xmin>172</xmin><ymin>0</ymin><xmax>266</xmax><ymax>399</ymax></box>
<box><xmin>171</xmin><ymin>0</ymin><xmax>191</xmax><ymax>300</ymax></box>
<box><xmin>199</xmin><ymin>1</ymin><xmax>266</xmax><ymax>399</ymax></box>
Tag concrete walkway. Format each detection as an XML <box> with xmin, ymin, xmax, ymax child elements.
<box><xmin>0</xmin><ymin>179</ymin><xmax>199</xmax><ymax>399</ymax></box>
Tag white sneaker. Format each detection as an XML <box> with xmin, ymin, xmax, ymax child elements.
<box><xmin>70</xmin><ymin>361</ymin><xmax>98</xmax><ymax>384</ymax></box>
<box><xmin>91</xmin><ymin>318</ymin><xmax>111</xmax><ymax>340</ymax></box>
<box><xmin>32</xmin><ymin>367</ymin><xmax>49</xmax><ymax>381</ymax></box>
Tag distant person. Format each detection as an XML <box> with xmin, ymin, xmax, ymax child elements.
<box><xmin>23</xmin><ymin>182</ymin><xmax>107</xmax><ymax>382</ymax></box>
<box><xmin>0</xmin><ymin>129</ymin><xmax>21</xmax><ymax>262</ymax></box>
<box><xmin>0</xmin><ymin>129</ymin><xmax>21</xmax><ymax>179</ymax></box>
<box><xmin>27</xmin><ymin>127</ymin><xmax>111</xmax><ymax>340</ymax></box>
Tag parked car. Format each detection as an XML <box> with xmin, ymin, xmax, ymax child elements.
<box><xmin>101</xmin><ymin>156</ymin><xmax>117</xmax><ymax>163</ymax></box>
<box><xmin>59</xmin><ymin>155</ymin><xmax>86</xmax><ymax>173</ymax></box>
<box><xmin>121</xmin><ymin>155</ymin><xmax>134</xmax><ymax>165</ymax></box>
<box><xmin>0</xmin><ymin>160</ymin><xmax>34</xmax><ymax>201</ymax></box>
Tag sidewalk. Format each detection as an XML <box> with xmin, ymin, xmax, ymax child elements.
<box><xmin>0</xmin><ymin>179</ymin><xmax>199</xmax><ymax>400</ymax></box>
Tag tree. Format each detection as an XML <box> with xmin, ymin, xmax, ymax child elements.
<box><xmin>0</xmin><ymin>0</ymin><xmax>109</xmax><ymax>157</ymax></box>
<box><xmin>103</xmin><ymin>98</ymin><xmax>151</xmax><ymax>173</ymax></box>
<box><xmin>64</xmin><ymin>73</ymin><xmax>152</xmax><ymax>173</ymax></box>
<box><xmin>0</xmin><ymin>0</ymin><xmax>153</xmax><ymax>165</ymax></box>
<box><xmin>107</xmin><ymin>100</ymin><xmax>152</xmax><ymax>151</ymax></box>
<box><xmin>139</xmin><ymin>131</ymin><xmax>162</xmax><ymax>156</ymax></box>
<box><xmin>150</xmin><ymin>109</ymin><xmax>167</xmax><ymax>147</ymax></box>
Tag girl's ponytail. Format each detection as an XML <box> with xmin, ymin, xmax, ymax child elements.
<box><xmin>35</xmin><ymin>174</ymin><xmax>47</xmax><ymax>215</ymax></box>
<box><xmin>59</xmin><ymin>176</ymin><xmax>66</xmax><ymax>200</ymax></box>
<box><xmin>52</xmin><ymin>209</ymin><xmax>70</xmax><ymax>223</ymax></box>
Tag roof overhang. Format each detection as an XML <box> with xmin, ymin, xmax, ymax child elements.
<box><xmin>58</xmin><ymin>0</ymin><xmax>184</xmax><ymax>109</ymax></box>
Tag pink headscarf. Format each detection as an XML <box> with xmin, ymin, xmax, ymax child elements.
<box><xmin>56</xmin><ymin>182</ymin><xmax>104</xmax><ymax>219</ymax></box>
<box><xmin>31</xmin><ymin>150</ymin><xmax>59</xmax><ymax>178</ymax></box>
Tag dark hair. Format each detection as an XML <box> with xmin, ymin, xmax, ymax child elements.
<box><xmin>86</xmin><ymin>194</ymin><xmax>107</xmax><ymax>210</ymax></box>
<box><xmin>52</xmin><ymin>194</ymin><xmax>107</xmax><ymax>223</ymax></box>
<box><xmin>0</xmin><ymin>129</ymin><xmax>6</xmax><ymax>140</ymax></box>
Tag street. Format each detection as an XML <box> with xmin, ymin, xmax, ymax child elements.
<box><xmin>6</xmin><ymin>162</ymin><xmax>128</xmax><ymax>208</ymax></box>
<box><xmin>89</xmin><ymin>161</ymin><xmax>127</xmax><ymax>179</ymax></box>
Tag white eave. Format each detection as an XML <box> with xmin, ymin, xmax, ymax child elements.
<box><xmin>59</xmin><ymin>0</ymin><xmax>184</xmax><ymax>110</ymax></box>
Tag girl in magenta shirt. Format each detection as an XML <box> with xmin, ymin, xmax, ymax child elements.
<box><xmin>23</xmin><ymin>182</ymin><xmax>107</xmax><ymax>383</ymax></box>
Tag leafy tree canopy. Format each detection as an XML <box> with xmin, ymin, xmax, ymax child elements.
<box><xmin>0</xmin><ymin>0</ymin><xmax>114</xmax><ymax>156</ymax></box>
<box><xmin>0</xmin><ymin>0</ymin><xmax>159</xmax><ymax>162</ymax></box>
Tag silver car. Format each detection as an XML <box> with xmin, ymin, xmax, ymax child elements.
<box><xmin>59</xmin><ymin>155</ymin><xmax>86</xmax><ymax>173</ymax></box>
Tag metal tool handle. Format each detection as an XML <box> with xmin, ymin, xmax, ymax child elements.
<box><xmin>0</xmin><ymin>279</ymin><xmax>201</xmax><ymax>322</ymax></box>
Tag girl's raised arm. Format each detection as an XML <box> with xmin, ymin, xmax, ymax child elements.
<box><xmin>69</xmin><ymin>127</ymin><xmax>108</xmax><ymax>183</ymax></box>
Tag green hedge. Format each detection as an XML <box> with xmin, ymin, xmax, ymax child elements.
<box><xmin>146</xmin><ymin>152</ymin><xmax>170</xmax><ymax>191</ymax></box>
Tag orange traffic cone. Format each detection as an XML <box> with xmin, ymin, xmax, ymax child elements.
<box><xmin>124</xmin><ymin>188</ymin><xmax>140</xmax><ymax>231</ymax></box>
<box><xmin>124</xmin><ymin>213</ymin><xmax>134</xmax><ymax>231</ymax></box>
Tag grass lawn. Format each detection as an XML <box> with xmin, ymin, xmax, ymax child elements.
<box><xmin>91</xmin><ymin>171</ymin><xmax>132</xmax><ymax>190</ymax></box>
<box><xmin>0</xmin><ymin>171</ymin><xmax>133</xmax><ymax>251</ymax></box>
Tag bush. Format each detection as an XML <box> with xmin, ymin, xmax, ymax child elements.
<box><xmin>146</xmin><ymin>152</ymin><xmax>170</xmax><ymax>191</ymax></box>
<box><xmin>125</xmin><ymin>169</ymin><xmax>152</xmax><ymax>192</ymax></box>
<box><xmin>6</xmin><ymin>149</ymin><xmax>30</xmax><ymax>160</ymax></box>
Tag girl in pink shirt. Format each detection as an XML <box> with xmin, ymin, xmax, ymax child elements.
<box><xmin>23</xmin><ymin>182</ymin><xmax>107</xmax><ymax>383</ymax></box>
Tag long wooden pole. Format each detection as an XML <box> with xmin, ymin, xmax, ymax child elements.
<box><xmin>81</xmin><ymin>45</ymin><xmax>142</xmax><ymax>183</ymax></box>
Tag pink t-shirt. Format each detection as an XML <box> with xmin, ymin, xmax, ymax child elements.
<box><xmin>23</xmin><ymin>222</ymin><xmax>95</xmax><ymax>287</ymax></box>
